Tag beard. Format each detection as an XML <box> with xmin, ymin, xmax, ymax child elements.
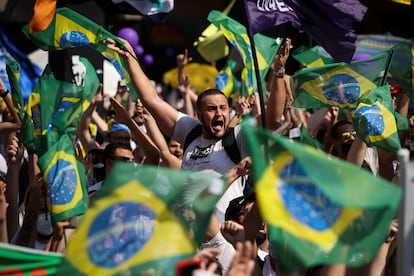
<box><xmin>199</xmin><ymin>114</ymin><xmax>225</xmax><ymax>139</ymax></box>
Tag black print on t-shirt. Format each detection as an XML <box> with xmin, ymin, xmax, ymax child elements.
<box><xmin>189</xmin><ymin>145</ymin><xmax>213</xmax><ymax>160</ymax></box>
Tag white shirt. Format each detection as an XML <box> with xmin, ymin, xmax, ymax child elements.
<box><xmin>173</xmin><ymin>113</ymin><xmax>247</xmax><ymax>223</ymax></box>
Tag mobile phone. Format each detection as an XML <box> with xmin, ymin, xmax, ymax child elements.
<box><xmin>175</xmin><ymin>258</ymin><xmax>201</xmax><ymax>276</ymax></box>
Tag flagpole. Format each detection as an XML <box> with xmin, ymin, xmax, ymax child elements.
<box><xmin>397</xmin><ymin>148</ymin><xmax>414</xmax><ymax>276</ymax></box>
<box><xmin>380</xmin><ymin>49</ymin><xmax>394</xmax><ymax>86</ymax></box>
<box><xmin>241</xmin><ymin>1</ymin><xmax>267</xmax><ymax>129</ymax></box>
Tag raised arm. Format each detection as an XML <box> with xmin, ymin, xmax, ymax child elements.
<box><xmin>266</xmin><ymin>38</ymin><xmax>292</xmax><ymax>130</ymax></box>
<box><xmin>110</xmin><ymin>97</ymin><xmax>160</xmax><ymax>165</ymax></box>
<box><xmin>5</xmin><ymin>135</ymin><xmax>25</xmax><ymax>241</ymax></box>
<box><xmin>15</xmin><ymin>155</ymin><xmax>43</xmax><ymax>248</ymax></box>
<box><xmin>142</xmin><ymin>108</ymin><xmax>181</xmax><ymax>169</ymax></box>
<box><xmin>104</xmin><ymin>38</ymin><xmax>179</xmax><ymax>137</ymax></box>
<box><xmin>177</xmin><ymin>73</ymin><xmax>196</xmax><ymax>117</ymax></box>
<box><xmin>0</xmin><ymin>79</ymin><xmax>21</xmax><ymax>127</ymax></box>
<box><xmin>76</xmin><ymin>85</ymin><xmax>103</xmax><ymax>153</ymax></box>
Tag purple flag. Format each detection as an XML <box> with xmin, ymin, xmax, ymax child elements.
<box><xmin>243</xmin><ymin>0</ymin><xmax>367</xmax><ymax>63</ymax></box>
<box><xmin>243</xmin><ymin>0</ymin><xmax>300</xmax><ymax>34</ymax></box>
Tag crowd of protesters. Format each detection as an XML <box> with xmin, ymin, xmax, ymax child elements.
<box><xmin>0</xmin><ymin>34</ymin><xmax>409</xmax><ymax>276</ymax></box>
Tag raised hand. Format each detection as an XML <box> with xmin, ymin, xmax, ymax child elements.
<box><xmin>271</xmin><ymin>38</ymin><xmax>292</xmax><ymax>72</ymax></box>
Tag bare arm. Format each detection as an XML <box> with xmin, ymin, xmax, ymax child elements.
<box><xmin>110</xmin><ymin>97</ymin><xmax>160</xmax><ymax>165</ymax></box>
<box><xmin>177</xmin><ymin>74</ymin><xmax>196</xmax><ymax>117</ymax></box>
<box><xmin>346</xmin><ymin>136</ymin><xmax>367</xmax><ymax>166</ymax></box>
<box><xmin>16</xmin><ymin>155</ymin><xmax>45</xmax><ymax>248</ymax></box>
<box><xmin>0</xmin><ymin>79</ymin><xmax>21</xmax><ymax>127</ymax></box>
<box><xmin>224</xmin><ymin>157</ymin><xmax>251</xmax><ymax>189</ymax></box>
<box><xmin>143</xmin><ymin>109</ymin><xmax>181</xmax><ymax>169</ymax></box>
<box><xmin>5</xmin><ymin>135</ymin><xmax>25</xmax><ymax>241</ymax></box>
<box><xmin>266</xmin><ymin>38</ymin><xmax>292</xmax><ymax>130</ymax></box>
<box><xmin>76</xmin><ymin>85</ymin><xmax>103</xmax><ymax>153</ymax></box>
<box><xmin>104</xmin><ymin>38</ymin><xmax>179</xmax><ymax>137</ymax></box>
<box><xmin>91</xmin><ymin>110</ymin><xmax>108</xmax><ymax>134</ymax></box>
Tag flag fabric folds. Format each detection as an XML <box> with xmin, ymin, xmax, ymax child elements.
<box><xmin>242</xmin><ymin>123</ymin><xmax>402</xmax><ymax>272</ymax></box>
<box><xmin>388</xmin><ymin>37</ymin><xmax>414</xmax><ymax>99</ymax></box>
<box><xmin>112</xmin><ymin>0</ymin><xmax>174</xmax><ymax>15</ymax></box>
<box><xmin>243</xmin><ymin>0</ymin><xmax>299</xmax><ymax>35</ymax></box>
<box><xmin>293</xmin><ymin>36</ymin><xmax>414</xmax><ymax>100</ymax></box>
<box><xmin>6</xmin><ymin>60</ymin><xmax>25</xmax><ymax>121</ymax></box>
<box><xmin>21</xmin><ymin>76</ymin><xmax>42</xmax><ymax>153</ymax></box>
<box><xmin>291</xmin><ymin>50</ymin><xmax>392</xmax><ymax>109</ymax></box>
<box><xmin>29</xmin><ymin>0</ymin><xmax>57</xmax><ymax>33</ymax></box>
<box><xmin>243</xmin><ymin>0</ymin><xmax>367</xmax><ymax>62</ymax></box>
<box><xmin>293</xmin><ymin>34</ymin><xmax>405</xmax><ymax>67</ymax></box>
<box><xmin>352</xmin><ymin>85</ymin><xmax>401</xmax><ymax>154</ymax></box>
<box><xmin>22</xmin><ymin>7</ymin><xmax>137</xmax><ymax>99</ymax></box>
<box><xmin>38</xmin><ymin>134</ymin><xmax>89</xmax><ymax>222</ymax></box>
<box><xmin>193</xmin><ymin>0</ymin><xmax>236</xmax><ymax>63</ymax></box>
<box><xmin>0</xmin><ymin>29</ymin><xmax>41</xmax><ymax>103</ymax></box>
<box><xmin>208</xmin><ymin>10</ymin><xmax>280</xmax><ymax>95</ymax></box>
<box><xmin>45</xmin><ymin>57</ymin><xmax>99</xmax><ymax>134</ymax></box>
<box><xmin>292</xmin><ymin>45</ymin><xmax>334</xmax><ymax>68</ymax></box>
<box><xmin>0</xmin><ymin>243</ymin><xmax>63</xmax><ymax>275</ymax></box>
<box><xmin>216</xmin><ymin>59</ymin><xmax>239</xmax><ymax>97</ymax></box>
<box><xmin>58</xmin><ymin>163</ymin><xmax>224</xmax><ymax>275</ymax></box>
<box><xmin>21</xmin><ymin>58</ymin><xmax>99</xmax><ymax>155</ymax></box>
<box><xmin>355</xmin><ymin>34</ymin><xmax>406</xmax><ymax>58</ymax></box>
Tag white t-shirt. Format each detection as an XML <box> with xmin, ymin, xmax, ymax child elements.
<box><xmin>173</xmin><ymin>113</ymin><xmax>247</xmax><ymax>223</ymax></box>
<box><xmin>202</xmin><ymin>231</ymin><xmax>235</xmax><ymax>275</ymax></box>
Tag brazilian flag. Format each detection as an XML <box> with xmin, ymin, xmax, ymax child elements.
<box><xmin>216</xmin><ymin>59</ymin><xmax>238</xmax><ymax>97</ymax></box>
<box><xmin>242</xmin><ymin>123</ymin><xmax>401</xmax><ymax>272</ymax></box>
<box><xmin>6</xmin><ymin>60</ymin><xmax>25</xmax><ymax>121</ymax></box>
<box><xmin>292</xmin><ymin>45</ymin><xmax>334</xmax><ymax>68</ymax></box>
<box><xmin>21</xmin><ymin>75</ymin><xmax>43</xmax><ymax>153</ymax></box>
<box><xmin>292</xmin><ymin>50</ymin><xmax>393</xmax><ymax>110</ymax></box>
<box><xmin>38</xmin><ymin>134</ymin><xmax>89</xmax><ymax>222</ymax></box>
<box><xmin>58</xmin><ymin>163</ymin><xmax>225</xmax><ymax>275</ymax></box>
<box><xmin>46</xmin><ymin>57</ymin><xmax>99</xmax><ymax>133</ymax></box>
<box><xmin>22</xmin><ymin>7</ymin><xmax>137</xmax><ymax>100</ymax></box>
<box><xmin>389</xmin><ymin>37</ymin><xmax>414</xmax><ymax>99</ymax></box>
<box><xmin>0</xmin><ymin>243</ymin><xmax>63</xmax><ymax>275</ymax></box>
<box><xmin>208</xmin><ymin>10</ymin><xmax>280</xmax><ymax>95</ymax></box>
<box><xmin>352</xmin><ymin>85</ymin><xmax>401</xmax><ymax>154</ymax></box>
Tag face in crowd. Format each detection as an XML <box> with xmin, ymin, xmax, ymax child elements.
<box><xmin>332</xmin><ymin>120</ymin><xmax>356</xmax><ymax>159</ymax></box>
<box><xmin>197</xmin><ymin>89</ymin><xmax>230</xmax><ymax>139</ymax></box>
<box><xmin>168</xmin><ymin>139</ymin><xmax>183</xmax><ymax>160</ymax></box>
<box><xmin>132</xmin><ymin>100</ymin><xmax>145</xmax><ymax>126</ymax></box>
<box><xmin>104</xmin><ymin>142</ymin><xmax>135</xmax><ymax>174</ymax></box>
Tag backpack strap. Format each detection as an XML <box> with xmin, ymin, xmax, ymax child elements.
<box><xmin>183</xmin><ymin>124</ymin><xmax>202</xmax><ymax>151</ymax></box>
<box><xmin>222</xmin><ymin>127</ymin><xmax>241</xmax><ymax>165</ymax></box>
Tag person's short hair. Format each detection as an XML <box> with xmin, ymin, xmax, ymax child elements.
<box><xmin>196</xmin><ymin>88</ymin><xmax>226</xmax><ymax>111</ymax></box>
<box><xmin>331</xmin><ymin>120</ymin><xmax>354</xmax><ymax>140</ymax></box>
<box><xmin>103</xmin><ymin>142</ymin><xmax>132</xmax><ymax>162</ymax></box>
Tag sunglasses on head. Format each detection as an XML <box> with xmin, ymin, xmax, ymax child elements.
<box><xmin>341</xmin><ymin>130</ymin><xmax>356</xmax><ymax>139</ymax></box>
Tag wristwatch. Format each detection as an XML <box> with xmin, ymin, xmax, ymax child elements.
<box><xmin>273</xmin><ymin>68</ymin><xmax>285</xmax><ymax>78</ymax></box>
<box><xmin>0</xmin><ymin>89</ymin><xmax>8</xmax><ymax>98</ymax></box>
